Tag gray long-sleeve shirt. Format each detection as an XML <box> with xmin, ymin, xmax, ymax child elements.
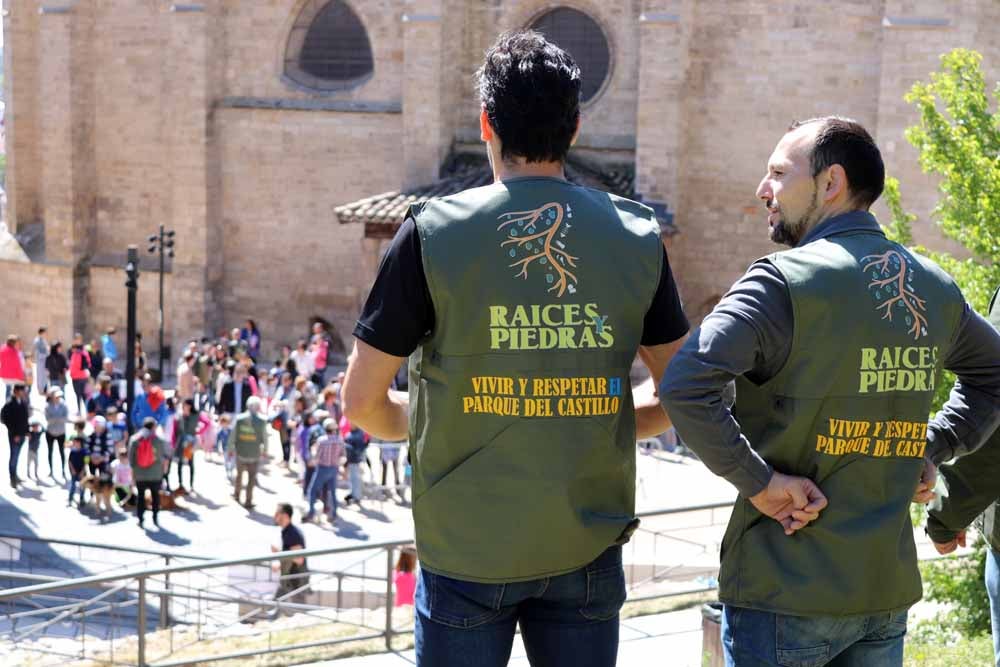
<box><xmin>660</xmin><ymin>211</ymin><xmax>1000</xmax><ymax>498</ymax></box>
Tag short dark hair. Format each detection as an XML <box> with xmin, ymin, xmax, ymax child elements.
<box><xmin>38</xmin><ymin>327</ymin><xmax>47</xmax><ymax>334</ymax></box>
<box><xmin>789</xmin><ymin>117</ymin><xmax>885</xmax><ymax>209</ymax></box>
<box><xmin>476</xmin><ymin>30</ymin><xmax>581</xmax><ymax>163</ymax></box>
<box><xmin>277</xmin><ymin>503</ymin><xmax>294</xmax><ymax>519</ymax></box>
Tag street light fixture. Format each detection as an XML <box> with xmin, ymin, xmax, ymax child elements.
<box><xmin>147</xmin><ymin>225</ymin><xmax>175</xmax><ymax>380</ymax></box>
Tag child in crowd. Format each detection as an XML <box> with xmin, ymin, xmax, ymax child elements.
<box><xmin>44</xmin><ymin>387</ymin><xmax>68</xmax><ymax>480</ymax></box>
<box><xmin>67</xmin><ymin>434</ymin><xmax>89</xmax><ymax>507</ymax></box>
<box><xmin>216</xmin><ymin>413</ymin><xmax>233</xmax><ymax>475</ymax></box>
<box><xmin>26</xmin><ymin>416</ymin><xmax>44</xmax><ymax>481</ymax></box>
<box><xmin>394</xmin><ymin>547</ymin><xmax>417</xmax><ymax>607</ymax></box>
<box><xmin>107</xmin><ymin>407</ymin><xmax>127</xmax><ymax>452</ymax></box>
<box><xmin>111</xmin><ymin>449</ymin><xmax>134</xmax><ymax>506</ymax></box>
<box><xmin>88</xmin><ymin>415</ymin><xmax>112</xmax><ymax>475</ymax></box>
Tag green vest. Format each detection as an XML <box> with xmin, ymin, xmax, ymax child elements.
<box><xmin>724</xmin><ymin>227</ymin><xmax>964</xmax><ymax>616</ymax></box>
<box><xmin>409</xmin><ymin>177</ymin><xmax>662</xmax><ymax>583</ymax></box>
<box><xmin>230</xmin><ymin>412</ymin><xmax>266</xmax><ymax>461</ymax></box>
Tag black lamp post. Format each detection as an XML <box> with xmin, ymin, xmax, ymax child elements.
<box><xmin>147</xmin><ymin>225</ymin><xmax>175</xmax><ymax>381</ymax></box>
<box><xmin>125</xmin><ymin>246</ymin><xmax>139</xmax><ymax>438</ymax></box>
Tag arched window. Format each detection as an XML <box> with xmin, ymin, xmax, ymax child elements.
<box><xmin>529</xmin><ymin>7</ymin><xmax>611</xmax><ymax>104</ymax></box>
<box><xmin>284</xmin><ymin>0</ymin><xmax>374</xmax><ymax>91</ymax></box>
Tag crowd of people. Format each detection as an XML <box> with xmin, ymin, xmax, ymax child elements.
<box><xmin>0</xmin><ymin>319</ymin><xmax>411</xmax><ymax>531</ymax></box>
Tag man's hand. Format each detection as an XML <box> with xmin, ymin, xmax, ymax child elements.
<box><xmin>749</xmin><ymin>471</ymin><xmax>828</xmax><ymax>536</ymax></box>
<box><xmin>933</xmin><ymin>530</ymin><xmax>967</xmax><ymax>555</ymax></box>
<box><xmin>912</xmin><ymin>459</ymin><xmax>937</xmax><ymax>504</ymax></box>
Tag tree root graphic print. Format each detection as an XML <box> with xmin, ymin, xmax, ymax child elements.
<box><xmin>861</xmin><ymin>250</ymin><xmax>928</xmax><ymax>340</ymax></box>
<box><xmin>496</xmin><ymin>202</ymin><xmax>579</xmax><ymax>297</ymax></box>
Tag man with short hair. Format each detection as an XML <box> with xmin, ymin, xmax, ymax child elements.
<box><xmin>0</xmin><ymin>383</ymin><xmax>29</xmax><ymax>488</ymax></box>
<box><xmin>218</xmin><ymin>362</ymin><xmax>252</xmax><ymax>416</ymax></box>
<box><xmin>228</xmin><ymin>396</ymin><xmax>267</xmax><ymax>509</ymax></box>
<box><xmin>271</xmin><ymin>503</ymin><xmax>309</xmax><ymax>609</ymax></box>
<box><xmin>660</xmin><ymin>117</ymin><xmax>1000</xmax><ymax>666</ymax></box>
<box><xmin>340</xmin><ymin>30</ymin><xmax>809</xmax><ymax>667</ymax></box>
<box><xmin>32</xmin><ymin>327</ymin><xmax>49</xmax><ymax>396</ymax></box>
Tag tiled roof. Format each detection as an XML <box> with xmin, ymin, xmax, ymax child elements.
<box><xmin>334</xmin><ymin>152</ymin><xmax>675</xmax><ymax>240</ymax></box>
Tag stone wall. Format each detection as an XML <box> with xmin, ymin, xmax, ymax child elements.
<box><xmin>5</xmin><ymin>0</ymin><xmax>1000</xmax><ymax>356</ymax></box>
<box><xmin>215</xmin><ymin>106</ymin><xmax>404</xmax><ymax>358</ymax></box>
<box><xmin>664</xmin><ymin>0</ymin><xmax>886</xmax><ymax>311</ymax></box>
<box><xmin>0</xmin><ymin>260</ymin><xmax>74</xmax><ymax>344</ymax></box>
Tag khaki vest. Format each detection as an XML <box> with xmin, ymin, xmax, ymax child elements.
<box><xmin>723</xmin><ymin>228</ymin><xmax>964</xmax><ymax>615</ymax></box>
<box><xmin>410</xmin><ymin>177</ymin><xmax>662</xmax><ymax>582</ymax></box>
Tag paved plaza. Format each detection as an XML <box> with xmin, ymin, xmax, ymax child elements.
<box><xmin>0</xmin><ymin>383</ymin><xmax>736</xmax><ymax>569</ymax></box>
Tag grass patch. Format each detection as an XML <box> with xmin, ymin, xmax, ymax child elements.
<box><xmin>904</xmin><ymin>633</ymin><xmax>993</xmax><ymax>666</ymax></box>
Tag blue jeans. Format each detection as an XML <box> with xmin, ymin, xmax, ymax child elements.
<box><xmin>67</xmin><ymin>473</ymin><xmax>85</xmax><ymax>505</ymax></box>
<box><xmin>986</xmin><ymin>546</ymin><xmax>1000</xmax><ymax>667</ymax></box>
<box><xmin>305</xmin><ymin>465</ymin><xmax>338</xmax><ymax>519</ymax></box>
<box><xmin>415</xmin><ymin>544</ymin><xmax>625</xmax><ymax>667</ymax></box>
<box><xmin>722</xmin><ymin>605</ymin><xmax>907</xmax><ymax>667</ymax></box>
<box><xmin>8</xmin><ymin>434</ymin><xmax>23</xmax><ymax>482</ymax></box>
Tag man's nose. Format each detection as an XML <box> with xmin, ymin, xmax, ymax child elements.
<box><xmin>755</xmin><ymin>178</ymin><xmax>771</xmax><ymax>202</ymax></box>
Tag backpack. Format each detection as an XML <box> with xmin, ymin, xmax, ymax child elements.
<box><xmin>136</xmin><ymin>437</ymin><xmax>155</xmax><ymax>468</ymax></box>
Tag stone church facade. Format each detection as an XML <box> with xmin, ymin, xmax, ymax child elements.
<box><xmin>1</xmin><ymin>0</ymin><xmax>997</xmax><ymax>362</ymax></box>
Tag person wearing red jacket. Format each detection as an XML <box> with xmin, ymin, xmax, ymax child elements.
<box><xmin>0</xmin><ymin>335</ymin><xmax>27</xmax><ymax>402</ymax></box>
<box><xmin>68</xmin><ymin>333</ymin><xmax>93</xmax><ymax>416</ymax></box>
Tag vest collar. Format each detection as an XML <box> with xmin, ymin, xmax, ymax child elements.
<box><xmin>796</xmin><ymin>211</ymin><xmax>883</xmax><ymax>247</ymax></box>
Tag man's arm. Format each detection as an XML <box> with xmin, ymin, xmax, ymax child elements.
<box><xmin>927</xmin><ymin>434</ymin><xmax>1000</xmax><ymax>546</ymax></box>
<box><xmin>341</xmin><ymin>339</ymin><xmax>409</xmax><ymax>441</ymax></box>
<box><xmin>634</xmin><ymin>338</ymin><xmax>687</xmax><ymax>439</ymax></box>
<box><xmin>924</xmin><ymin>304</ymin><xmax>1000</xmax><ymax>464</ymax></box>
<box><xmin>659</xmin><ymin>262</ymin><xmax>826</xmax><ymax>533</ymax></box>
<box><xmin>633</xmin><ymin>246</ymin><xmax>691</xmax><ymax>439</ymax></box>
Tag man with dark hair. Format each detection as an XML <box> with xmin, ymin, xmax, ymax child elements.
<box><xmin>272</xmin><ymin>502</ymin><xmax>308</xmax><ymax>609</ymax></box>
<box><xmin>661</xmin><ymin>117</ymin><xmax>1000</xmax><ymax>666</ymax></box>
<box><xmin>1</xmin><ymin>384</ymin><xmax>29</xmax><ymax>488</ymax></box>
<box><xmin>340</xmin><ymin>30</ymin><xmax>820</xmax><ymax>667</ymax></box>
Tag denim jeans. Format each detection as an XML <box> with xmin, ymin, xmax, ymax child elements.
<box><xmin>347</xmin><ymin>462</ymin><xmax>363</xmax><ymax>499</ymax></box>
<box><xmin>305</xmin><ymin>465</ymin><xmax>338</xmax><ymax>519</ymax></box>
<box><xmin>8</xmin><ymin>434</ymin><xmax>23</xmax><ymax>482</ymax></box>
<box><xmin>986</xmin><ymin>546</ymin><xmax>1000</xmax><ymax>667</ymax></box>
<box><xmin>722</xmin><ymin>605</ymin><xmax>908</xmax><ymax>667</ymax></box>
<box><xmin>415</xmin><ymin>544</ymin><xmax>625</xmax><ymax>667</ymax></box>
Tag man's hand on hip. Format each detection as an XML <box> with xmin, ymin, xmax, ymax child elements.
<box><xmin>749</xmin><ymin>471</ymin><xmax>828</xmax><ymax>536</ymax></box>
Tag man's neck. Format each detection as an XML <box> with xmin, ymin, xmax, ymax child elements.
<box><xmin>492</xmin><ymin>158</ymin><xmax>566</xmax><ymax>183</ymax></box>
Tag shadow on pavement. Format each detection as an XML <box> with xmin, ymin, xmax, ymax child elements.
<box><xmin>333</xmin><ymin>517</ymin><xmax>369</xmax><ymax>541</ymax></box>
<box><xmin>144</xmin><ymin>526</ymin><xmax>191</xmax><ymax>548</ymax></box>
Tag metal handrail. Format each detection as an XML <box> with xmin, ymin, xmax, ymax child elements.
<box><xmin>0</xmin><ymin>532</ymin><xmax>214</xmax><ymax>561</ymax></box>
<box><xmin>634</xmin><ymin>500</ymin><xmax>732</xmax><ymax>519</ymax></box>
<box><xmin>0</xmin><ymin>538</ymin><xmax>415</xmax><ymax>601</ymax></box>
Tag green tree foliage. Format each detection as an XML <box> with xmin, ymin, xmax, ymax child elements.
<box><xmin>882</xmin><ymin>49</ymin><xmax>999</xmax><ymax>410</ymax></box>
<box><xmin>918</xmin><ymin>538</ymin><xmax>991</xmax><ymax>639</ymax></box>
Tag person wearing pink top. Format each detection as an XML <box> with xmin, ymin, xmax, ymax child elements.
<box><xmin>0</xmin><ymin>335</ymin><xmax>27</xmax><ymax>402</ymax></box>
<box><xmin>394</xmin><ymin>547</ymin><xmax>417</xmax><ymax>607</ymax></box>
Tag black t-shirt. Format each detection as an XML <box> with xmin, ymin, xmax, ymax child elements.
<box><xmin>354</xmin><ymin>215</ymin><xmax>689</xmax><ymax>356</ymax></box>
<box><xmin>281</xmin><ymin>524</ymin><xmax>306</xmax><ymax>552</ymax></box>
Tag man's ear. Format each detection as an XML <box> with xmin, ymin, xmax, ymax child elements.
<box><xmin>824</xmin><ymin>164</ymin><xmax>848</xmax><ymax>203</ymax></box>
<box><xmin>480</xmin><ymin>107</ymin><xmax>493</xmax><ymax>143</ymax></box>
